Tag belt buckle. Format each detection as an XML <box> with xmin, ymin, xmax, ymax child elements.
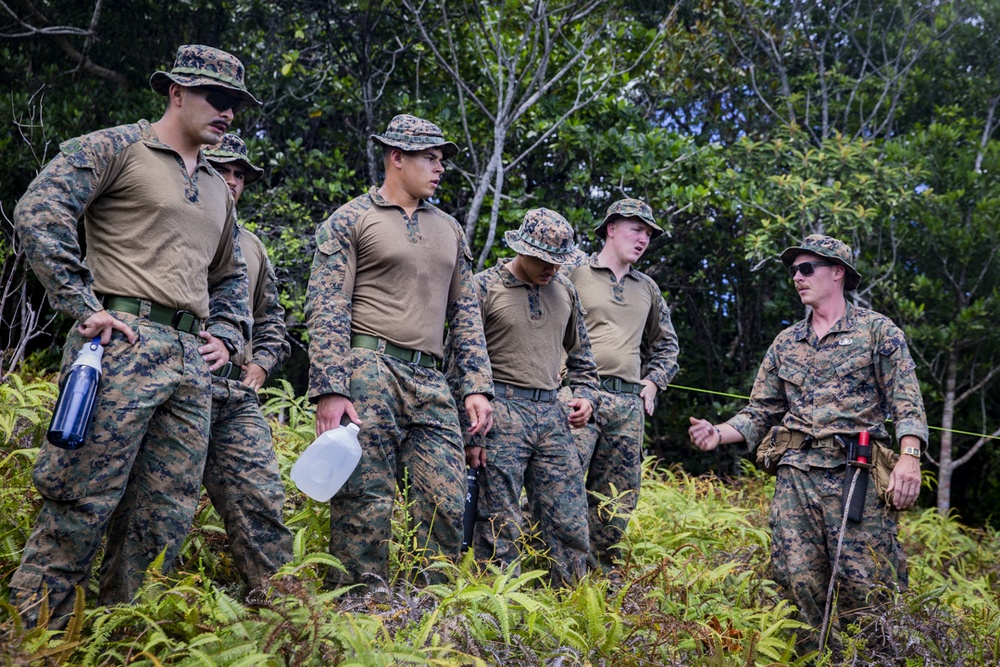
<box><xmin>604</xmin><ymin>377</ymin><xmax>622</xmax><ymax>393</ymax></box>
<box><xmin>172</xmin><ymin>309</ymin><xmax>197</xmax><ymax>333</ymax></box>
<box><xmin>529</xmin><ymin>388</ymin><xmax>541</xmax><ymax>401</ymax></box>
<box><xmin>411</xmin><ymin>350</ymin><xmax>423</xmax><ymax>366</ymax></box>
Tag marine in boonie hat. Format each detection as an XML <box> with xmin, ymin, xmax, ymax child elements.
<box><xmin>150</xmin><ymin>44</ymin><xmax>261</xmax><ymax>107</ymax></box>
<box><xmin>371</xmin><ymin>114</ymin><xmax>459</xmax><ymax>160</ymax></box>
<box><xmin>504</xmin><ymin>208</ymin><xmax>577</xmax><ymax>265</ymax></box>
<box><xmin>779</xmin><ymin>233</ymin><xmax>862</xmax><ymax>291</ymax></box>
<box><xmin>594</xmin><ymin>198</ymin><xmax>664</xmax><ymax>240</ymax></box>
<box><xmin>205</xmin><ymin>133</ymin><xmax>264</xmax><ymax>185</ymax></box>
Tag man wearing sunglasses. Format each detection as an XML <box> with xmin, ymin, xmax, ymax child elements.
<box><xmin>10</xmin><ymin>44</ymin><xmax>258</xmax><ymax>626</ymax></box>
<box><xmin>99</xmin><ymin>134</ymin><xmax>293</xmax><ymax>606</ymax></box>
<box><xmin>688</xmin><ymin>234</ymin><xmax>927</xmax><ymax>656</ymax></box>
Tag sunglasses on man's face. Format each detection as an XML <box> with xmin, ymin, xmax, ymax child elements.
<box><xmin>203</xmin><ymin>88</ymin><xmax>244</xmax><ymax>115</ymax></box>
<box><xmin>788</xmin><ymin>261</ymin><xmax>836</xmax><ymax>278</ymax></box>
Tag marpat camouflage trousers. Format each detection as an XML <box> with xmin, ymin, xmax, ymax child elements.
<box><xmin>475</xmin><ymin>395</ymin><xmax>588</xmax><ymax>587</ymax></box>
<box><xmin>770</xmin><ymin>463</ymin><xmax>907</xmax><ymax>654</ymax></box>
<box><xmin>10</xmin><ymin>312</ymin><xmax>210</xmax><ymax>626</ymax></box>
<box><xmin>572</xmin><ymin>388</ymin><xmax>643</xmax><ymax>573</ymax></box>
<box><xmin>203</xmin><ymin>378</ymin><xmax>292</xmax><ymax>590</ymax></box>
<box><xmin>326</xmin><ymin>348</ymin><xmax>466</xmax><ymax>589</ymax></box>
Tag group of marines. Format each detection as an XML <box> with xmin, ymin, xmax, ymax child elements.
<box><xmin>10</xmin><ymin>44</ymin><xmax>928</xmax><ymax>658</ymax></box>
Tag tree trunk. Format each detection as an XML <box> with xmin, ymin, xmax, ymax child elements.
<box><xmin>936</xmin><ymin>348</ymin><xmax>958</xmax><ymax>513</ymax></box>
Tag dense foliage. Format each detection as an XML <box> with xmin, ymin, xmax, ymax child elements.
<box><xmin>0</xmin><ymin>377</ymin><xmax>998</xmax><ymax>665</ymax></box>
<box><xmin>1</xmin><ymin>5</ymin><xmax>1000</xmax><ymax>661</ymax></box>
<box><xmin>2</xmin><ymin>0</ymin><xmax>999</xmax><ymax>520</ymax></box>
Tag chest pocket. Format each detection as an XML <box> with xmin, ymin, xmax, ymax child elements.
<box><xmin>834</xmin><ymin>350</ymin><xmax>872</xmax><ymax>378</ymax></box>
<box><xmin>777</xmin><ymin>359</ymin><xmax>808</xmax><ymax>387</ymax></box>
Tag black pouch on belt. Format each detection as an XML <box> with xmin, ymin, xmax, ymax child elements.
<box><xmin>837</xmin><ymin>434</ymin><xmax>874</xmax><ymax>522</ymax></box>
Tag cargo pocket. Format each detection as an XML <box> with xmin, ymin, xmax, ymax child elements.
<box><xmin>755</xmin><ymin>426</ymin><xmax>792</xmax><ymax>476</ymax></box>
<box><xmin>35</xmin><ymin>329</ymin><xmax>137</xmax><ymax>502</ymax></box>
<box><xmin>872</xmin><ymin>442</ymin><xmax>900</xmax><ymax>509</ymax></box>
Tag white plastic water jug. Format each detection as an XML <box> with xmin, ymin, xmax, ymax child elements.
<box><xmin>291</xmin><ymin>423</ymin><xmax>362</xmax><ymax>501</ymax></box>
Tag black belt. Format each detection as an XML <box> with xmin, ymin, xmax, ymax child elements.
<box><xmin>213</xmin><ymin>361</ymin><xmax>242</xmax><ymax>381</ymax></box>
<box><xmin>100</xmin><ymin>294</ymin><xmax>202</xmax><ymax>335</ymax></box>
<box><xmin>351</xmin><ymin>334</ymin><xmax>438</xmax><ymax>369</ymax></box>
<box><xmin>599</xmin><ymin>376</ymin><xmax>642</xmax><ymax>395</ymax></box>
<box><xmin>493</xmin><ymin>381</ymin><xmax>558</xmax><ymax>402</ymax></box>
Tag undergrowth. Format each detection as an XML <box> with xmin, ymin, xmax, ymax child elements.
<box><xmin>0</xmin><ymin>373</ymin><xmax>997</xmax><ymax>665</ymax></box>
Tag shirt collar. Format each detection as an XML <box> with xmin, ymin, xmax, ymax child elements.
<box><xmin>139</xmin><ymin>119</ymin><xmax>214</xmax><ymax>172</ymax></box>
<box><xmin>794</xmin><ymin>301</ymin><xmax>857</xmax><ymax>341</ymax></box>
<box><xmin>499</xmin><ymin>259</ymin><xmax>529</xmax><ymax>288</ymax></box>
<box><xmin>368</xmin><ymin>185</ymin><xmax>432</xmax><ymax>212</ymax></box>
<box><xmin>587</xmin><ymin>253</ymin><xmax>642</xmax><ymax>280</ymax></box>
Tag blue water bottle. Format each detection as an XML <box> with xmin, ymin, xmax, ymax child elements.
<box><xmin>47</xmin><ymin>337</ymin><xmax>103</xmax><ymax>449</ymax></box>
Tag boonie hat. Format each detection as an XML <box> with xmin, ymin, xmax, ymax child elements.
<box><xmin>780</xmin><ymin>234</ymin><xmax>862</xmax><ymax>290</ymax></box>
<box><xmin>595</xmin><ymin>198</ymin><xmax>664</xmax><ymax>239</ymax></box>
<box><xmin>371</xmin><ymin>114</ymin><xmax>459</xmax><ymax>159</ymax></box>
<box><xmin>150</xmin><ymin>44</ymin><xmax>261</xmax><ymax>107</ymax></box>
<box><xmin>504</xmin><ymin>208</ymin><xmax>577</xmax><ymax>265</ymax></box>
<box><xmin>205</xmin><ymin>133</ymin><xmax>264</xmax><ymax>185</ymax></box>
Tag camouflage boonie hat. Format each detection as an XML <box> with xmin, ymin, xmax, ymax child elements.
<box><xmin>780</xmin><ymin>234</ymin><xmax>862</xmax><ymax>290</ymax></box>
<box><xmin>371</xmin><ymin>114</ymin><xmax>459</xmax><ymax>159</ymax></box>
<box><xmin>595</xmin><ymin>198</ymin><xmax>664</xmax><ymax>239</ymax></box>
<box><xmin>504</xmin><ymin>208</ymin><xmax>577</xmax><ymax>265</ymax></box>
<box><xmin>205</xmin><ymin>134</ymin><xmax>264</xmax><ymax>185</ymax></box>
<box><xmin>150</xmin><ymin>44</ymin><xmax>261</xmax><ymax>107</ymax></box>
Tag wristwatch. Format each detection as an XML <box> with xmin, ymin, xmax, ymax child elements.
<box><xmin>901</xmin><ymin>446</ymin><xmax>921</xmax><ymax>458</ymax></box>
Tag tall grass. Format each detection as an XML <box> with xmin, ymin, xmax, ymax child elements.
<box><xmin>0</xmin><ymin>374</ymin><xmax>997</xmax><ymax>665</ymax></box>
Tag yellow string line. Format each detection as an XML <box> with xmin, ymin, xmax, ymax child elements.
<box><xmin>666</xmin><ymin>383</ymin><xmax>1000</xmax><ymax>442</ymax></box>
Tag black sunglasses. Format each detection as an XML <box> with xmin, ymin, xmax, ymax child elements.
<box><xmin>203</xmin><ymin>88</ymin><xmax>244</xmax><ymax>115</ymax></box>
<box><xmin>788</xmin><ymin>261</ymin><xmax>835</xmax><ymax>278</ymax></box>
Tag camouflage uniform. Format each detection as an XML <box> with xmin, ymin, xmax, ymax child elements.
<box><xmin>305</xmin><ymin>115</ymin><xmax>491</xmax><ymax>588</ymax></box>
<box><xmin>569</xmin><ymin>199</ymin><xmax>679</xmax><ymax>572</ymax></box>
<box><xmin>202</xmin><ymin>137</ymin><xmax>291</xmax><ymax>594</ymax></box>
<box><xmin>10</xmin><ymin>45</ymin><xmax>257</xmax><ymax>625</ymax></box>
<box><xmin>472</xmin><ymin>209</ymin><xmax>599</xmax><ymax>586</ymax></box>
<box><xmin>726</xmin><ymin>235</ymin><xmax>928</xmax><ymax>652</ymax></box>
<box><xmin>101</xmin><ymin>136</ymin><xmax>292</xmax><ymax>597</ymax></box>
<box><xmin>200</xmin><ymin>227</ymin><xmax>292</xmax><ymax>593</ymax></box>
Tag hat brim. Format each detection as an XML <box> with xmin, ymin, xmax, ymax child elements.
<box><xmin>594</xmin><ymin>215</ymin><xmax>664</xmax><ymax>240</ymax></box>
<box><xmin>780</xmin><ymin>245</ymin><xmax>862</xmax><ymax>290</ymax></box>
<box><xmin>371</xmin><ymin>134</ymin><xmax>459</xmax><ymax>160</ymax></box>
<box><xmin>150</xmin><ymin>71</ymin><xmax>262</xmax><ymax>108</ymax></box>
<box><xmin>504</xmin><ymin>230</ymin><xmax>572</xmax><ymax>265</ymax></box>
<box><xmin>206</xmin><ymin>155</ymin><xmax>264</xmax><ymax>185</ymax></box>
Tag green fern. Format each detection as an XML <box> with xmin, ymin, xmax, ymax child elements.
<box><xmin>0</xmin><ymin>372</ymin><xmax>58</xmax><ymax>446</ymax></box>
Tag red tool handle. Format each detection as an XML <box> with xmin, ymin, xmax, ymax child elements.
<box><xmin>858</xmin><ymin>431</ymin><xmax>869</xmax><ymax>464</ymax></box>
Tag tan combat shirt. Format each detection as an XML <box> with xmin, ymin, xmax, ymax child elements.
<box><xmin>306</xmin><ymin>187</ymin><xmax>492</xmax><ymax>400</ymax></box>
<box><xmin>13</xmin><ymin>120</ymin><xmax>249</xmax><ymax>349</ymax></box>
<box><xmin>474</xmin><ymin>261</ymin><xmax>598</xmax><ymax>404</ymax></box>
<box><xmin>569</xmin><ymin>256</ymin><xmax>680</xmax><ymax>389</ymax></box>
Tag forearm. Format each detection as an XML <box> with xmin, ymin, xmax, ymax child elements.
<box><xmin>254</xmin><ymin>259</ymin><xmax>291</xmax><ymax>373</ymax></box>
<box><xmin>14</xmin><ymin>158</ymin><xmax>103</xmax><ymax>322</ymax></box>
<box><xmin>643</xmin><ymin>295</ymin><xmax>680</xmax><ymax>390</ymax></box>
<box><xmin>445</xmin><ymin>258</ymin><xmax>493</xmax><ymax>398</ymax></box>
<box><xmin>305</xmin><ymin>253</ymin><xmax>353</xmax><ymax>400</ymax></box>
